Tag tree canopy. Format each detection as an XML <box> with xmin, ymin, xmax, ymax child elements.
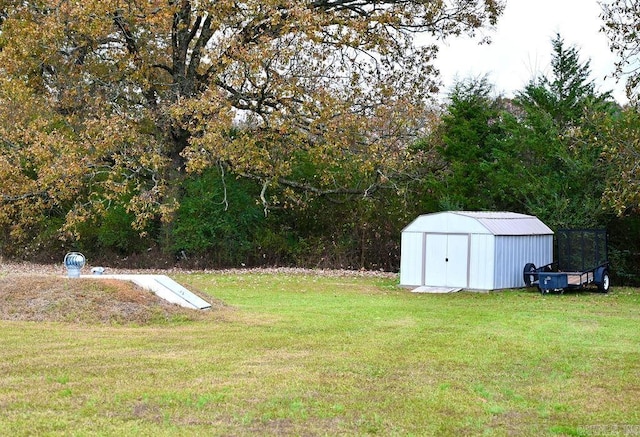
<box><xmin>518</xmin><ymin>34</ymin><xmax>609</xmax><ymax>129</ymax></box>
<box><xmin>436</xmin><ymin>35</ymin><xmax>616</xmax><ymax>228</ymax></box>
<box><xmin>601</xmin><ymin>0</ymin><xmax>640</xmax><ymax>100</ymax></box>
<box><xmin>0</xmin><ymin>0</ymin><xmax>504</xmax><ymax>242</ymax></box>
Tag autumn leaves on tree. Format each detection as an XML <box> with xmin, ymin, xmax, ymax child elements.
<box><xmin>0</xmin><ymin>0</ymin><xmax>504</xmax><ymax>244</ymax></box>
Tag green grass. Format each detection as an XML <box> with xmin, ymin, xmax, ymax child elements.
<box><xmin>0</xmin><ymin>272</ymin><xmax>639</xmax><ymax>436</ymax></box>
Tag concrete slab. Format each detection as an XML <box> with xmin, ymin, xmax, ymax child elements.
<box><xmin>411</xmin><ymin>286</ymin><xmax>461</xmax><ymax>294</ymax></box>
<box><xmin>83</xmin><ymin>274</ymin><xmax>211</xmax><ymax>310</ymax></box>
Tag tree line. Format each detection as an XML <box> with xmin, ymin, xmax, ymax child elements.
<box><xmin>1</xmin><ymin>1</ymin><xmax>640</xmax><ymax>284</ymax></box>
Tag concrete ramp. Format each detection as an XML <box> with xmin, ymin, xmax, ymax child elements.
<box><xmin>87</xmin><ymin>274</ymin><xmax>211</xmax><ymax>310</ymax></box>
<box><xmin>411</xmin><ymin>286</ymin><xmax>461</xmax><ymax>294</ymax></box>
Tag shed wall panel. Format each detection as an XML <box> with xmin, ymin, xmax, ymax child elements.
<box><xmin>439</xmin><ymin>214</ymin><xmax>491</xmax><ymax>234</ymax></box>
<box><xmin>400</xmin><ymin>232</ymin><xmax>424</xmax><ymax>286</ymax></box>
<box><xmin>402</xmin><ymin>214</ymin><xmax>447</xmax><ymax>233</ymax></box>
<box><xmin>494</xmin><ymin>235</ymin><xmax>553</xmax><ymax>289</ymax></box>
<box><xmin>404</xmin><ymin>213</ymin><xmax>490</xmax><ymax>234</ymax></box>
<box><xmin>468</xmin><ymin>234</ymin><xmax>496</xmax><ymax>290</ymax></box>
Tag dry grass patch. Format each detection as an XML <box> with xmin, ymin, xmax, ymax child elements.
<box><xmin>0</xmin><ymin>276</ymin><xmax>221</xmax><ymax>325</ymax></box>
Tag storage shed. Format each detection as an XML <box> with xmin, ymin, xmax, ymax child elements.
<box><xmin>400</xmin><ymin>211</ymin><xmax>553</xmax><ymax>290</ymax></box>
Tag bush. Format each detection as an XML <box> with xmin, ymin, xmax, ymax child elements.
<box><xmin>172</xmin><ymin>168</ymin><xmax>266</xmax><ymax>266</ymax></box>
<box><xmin>607</xmin><ymin>216</ymin><xmax>640</xmax><ymax>286</ymax></box>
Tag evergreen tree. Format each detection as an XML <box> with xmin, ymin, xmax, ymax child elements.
<box><xmin>515</xmin><ymin>34</ymin><xmax>616</xmax><ymax>228</ymax></box>
<box><xmin>518</xmin><ymin>33</ymin><xmax>611</xmax><ymax>130</ymax></box>
<box><xmin>433</xmin><ymin>35</ymin><xmax>615</xmax><ymax>229</ymax></box>
<box><xmin>435</xmin><ymin>76</ymin><xmax>522</xmax><ymax>211</ymax></box>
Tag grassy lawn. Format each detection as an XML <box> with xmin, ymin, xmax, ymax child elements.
<box><xmin>0</xmin><ymin>272</ymin><xmax>638</xmax><ymax>436</ymax></box>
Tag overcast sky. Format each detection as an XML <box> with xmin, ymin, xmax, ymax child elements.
<box><xmin>433</xmin><ymin>0</ymin><xmax>627</xmax><ymax>103</ymax></box>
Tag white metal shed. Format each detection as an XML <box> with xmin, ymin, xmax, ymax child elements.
<box><xmin>400</xmin><ymin>211</ymin><xmax>553</xmax><ymax>290</ymax></box>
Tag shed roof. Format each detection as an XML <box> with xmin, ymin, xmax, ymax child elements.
<box><xmin>403</xmin><ymin>211</ymin><xmax>554</xmax><ymax>236</ymax></box>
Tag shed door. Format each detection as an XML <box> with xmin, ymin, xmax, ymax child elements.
<box><xmin>424</xmin><ymin>234</ymin><xmax>469</xmax><ymax>288</ymax></box>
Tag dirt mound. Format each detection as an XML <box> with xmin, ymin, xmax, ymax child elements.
<box><xmin>0</xmin><ymin>276</ymin><xmax>216</xmax><ymax>325</ymax></box>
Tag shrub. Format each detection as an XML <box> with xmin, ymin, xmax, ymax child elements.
<box><xmin>172</xmin><ymin>168</ymin><xmax>266</xmax><ymax>266</ymax></box>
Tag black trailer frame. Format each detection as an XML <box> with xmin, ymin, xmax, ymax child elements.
<box><xmin>523</xmin><ymin>229</ymin><xmax>611</xmax><ymax>294</ymax></box>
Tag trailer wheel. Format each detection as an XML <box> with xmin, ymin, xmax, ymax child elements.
<box><xmin>598</xmin><ymin>270</ymin><xmax>610</xmax><ymax>293</ymax></box>
<box><xmin>523</xmin><ymin>263</ymin><xmax>537</xmax><ymax>287</ymax></box>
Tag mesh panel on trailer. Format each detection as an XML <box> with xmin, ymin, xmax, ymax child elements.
<box><xmin>557</xmin><ymin>229</ymin><xmax>608</xmax><ymax>272</ymax></box>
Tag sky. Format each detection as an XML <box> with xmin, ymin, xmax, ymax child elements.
<box><xmin>433</xmin><ymin>0</ymin><xmax>627</xmax><ymax>103</ymax></box>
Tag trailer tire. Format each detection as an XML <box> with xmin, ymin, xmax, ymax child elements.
<box><xmin>523</xmin><ymin>263</ymin><xmax>537</xmax><ymax>287</ymax></box>
<box><xmin>598</xmin><ymin>270</ymin><xmax>610</xmax><ymax>293</ymax></box>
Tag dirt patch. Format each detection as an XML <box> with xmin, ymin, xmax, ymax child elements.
<box><xmin>0</xmin><ymin>276</ymin><xmax>220</xmax><ymax>325</ymax></box>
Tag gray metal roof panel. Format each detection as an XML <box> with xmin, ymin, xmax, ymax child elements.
<box><xmin>452</xmin><ymin>211</ymin><xmax>554</xmax><ymax>235</ymax></box>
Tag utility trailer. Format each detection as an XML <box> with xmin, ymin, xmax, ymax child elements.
<box><xmin>523</xmin><ymin>229</ymin><xmax>610</xmax><ymax>294</ymax></box>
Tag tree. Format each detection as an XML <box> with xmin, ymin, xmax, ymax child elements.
<box><xmin>599</xmin><ymin>0</ymin><xmax>640</xmax><ymax>218</ymax></box>
<box><xmin>431</xmin><ymin>35</ymin><xmax>616</xmax><ymax>229</ymax></box>
<box><xmin>434</xmin><ymin>76</ymin><xmax>521</xmax><ymax>211</ymax></box>
<box><xmin>518</xmin><ymin>34</ymin><xmax>609</xmax><ymax>130</ymax></box>
<box><xmin>597</xmin><ymin>106</ymin><xmax>640</xmax><ymax>215</ymax></box>
<box><xmin>0</xmin><ymin>0</ymin><xmax>504</xmax><ymax>250</ymax></box>
<box><xmin>515</xmin><ymin>34</ymin><xmax>616</xmax><ymax>228</ymax></box>
<box><xmin>601</xmin><ymin>0</ymin><xmax>640</xmax><ymax>100</ymax></box>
